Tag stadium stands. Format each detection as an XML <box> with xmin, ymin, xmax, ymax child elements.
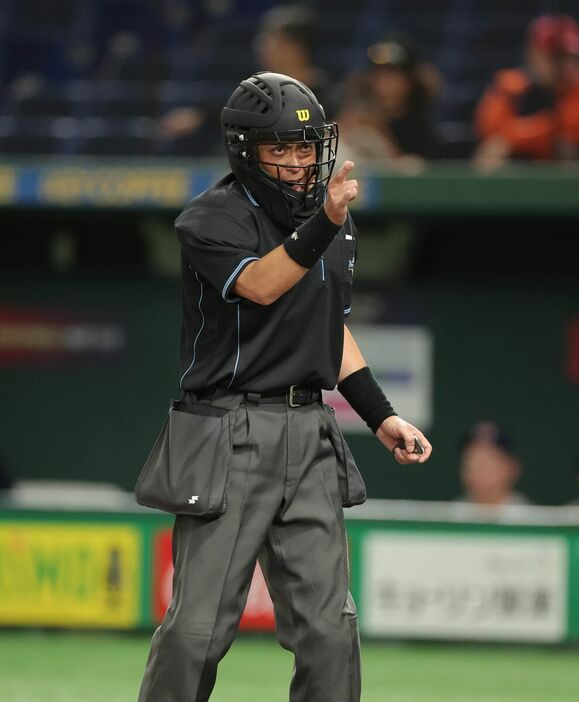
<box><xmin>0</xmin><ymin>0</ymin><xmax>576</xmax><ymax>157</ymax></box>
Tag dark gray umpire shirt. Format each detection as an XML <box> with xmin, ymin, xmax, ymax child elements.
<box><xmin>176</xmin><ymin>173</ymin><xmax>357</xmax><ymax>393</ymax></box>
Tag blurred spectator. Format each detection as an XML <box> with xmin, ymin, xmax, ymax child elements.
<box><xmin>456</xmin><ymin>421</ymin><xmax>530</xmax><ymax>507</ymax></box>
<box><xmin>473</xmin><ymin>14</ymin><xmax>579</xmax><ymax>171</ymax></box>
<box><xmin>556</xmin><ymin>17</ymin><xmax>579</xmax><ymax>159</ymax></box>
<box><xmin>158</xmin><ymin>4</ymin><xmax>331</xmax><ymax>153</ymax></box>
<box><xmin>253</xmin><ymin>4</ymin><xmax>333</xmax><ymax>114</ymax></box>
<box><xmin>336</xmin><ymin>32</ymin><xmax>442</xmax><ymax>171</ymax></box>
<box><xmin>157</xmin><ymin>105</ymin><xmax>207</xmax><ymax>141</ymax></box>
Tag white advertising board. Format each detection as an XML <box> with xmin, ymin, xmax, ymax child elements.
<box><xmin>324</xmin><ymin>324</ymin><xmax>433</xmax><ymax>431</ymax></box>
<box><xmin>362</xmin><ymin>533</ymin><xmax>567</xmax><ymax>642</ymax></box>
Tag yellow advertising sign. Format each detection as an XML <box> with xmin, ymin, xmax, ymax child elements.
<box><xmin>0</xmin><ymin>523</ymin><xmax>141</xmax><ymax>628</ymax></box>
<box><xmin>39</xmin><ymin>168</ymin><xmax>189</xmax><ymax>207</ymax></box>
<box><xmin>0</xmin><ymin>167</ymin><xmax>16</xmax><ymax>203</ymax></box>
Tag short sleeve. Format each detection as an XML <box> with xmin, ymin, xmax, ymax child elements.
<box><xmin>176</xmin><ymin>207</ymin><xmax>260</xmax><ymax>303</ymax></box>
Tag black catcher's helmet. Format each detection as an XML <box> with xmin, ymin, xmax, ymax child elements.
<box><xmin>221</xmin><ymin>72</ymin><xmax>338</xmax><ymax>230</ymax></box>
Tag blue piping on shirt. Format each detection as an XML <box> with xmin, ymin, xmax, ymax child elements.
<box><xmin>179</xmin><ymin>271</ymin><xmax>205</xmax><ymax>390</ymax></box>
<box><xmin>242</xmin><ymin>185</ymin><xmax>260</xmax><ymax>207</ymax></box>
<box><xmin>226</xmin><ymin>304</ymin><xmax>241</xmax><ymax>388</ymax></box>
<box><xmin>222</xmin><ymin>256</ymin><xmax>260</xmax><ymax>302</ymax></box>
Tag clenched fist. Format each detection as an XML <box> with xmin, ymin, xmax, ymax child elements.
<box><xmin>324</xmin><ymin>161</ymin><xmax>358</xmax><ymax>226</ymax></box>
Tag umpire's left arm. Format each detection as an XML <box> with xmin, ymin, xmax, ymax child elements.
<box><xmin>339</xmin><ymin>324</ymin><xmax>433</xmax><ymax>465</ymax></box>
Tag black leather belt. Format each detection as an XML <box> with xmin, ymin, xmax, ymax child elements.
<box><xmin>253</xmin><ymin>385</ymin><xmax>321</xmax><ymax>407</ymax></box>
<box><xmin>195</xmin><ymin>384</ymin><xmax>321</xmax><ymax>407</ymax></box>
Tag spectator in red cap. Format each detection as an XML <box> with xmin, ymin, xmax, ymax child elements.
<box><xmin>473</xmin><ymin>14</ymin><xmax>579</xmax><ymax>170</ymax></box>
<box><xmin>456</xmin><ymin>421</ymin><xmax>530</xmax><ymax>507</ymax></box>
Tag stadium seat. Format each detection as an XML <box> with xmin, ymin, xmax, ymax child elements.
<box><xmin>0</xmin><ymin>1</ymin><xmax>567</xmax><ymax>157</ymax></box>
<box><xmin>0</xmin><ymin>116</ymin><xmax>71</xmax><ymax>155</ymax></box>
<box><xmin>11</xmin><ymin>0</ymin><xmax>77</xmax><ymax>30</ymax></box>
<box><xmin>76</xmin><ymin>116</ymin><xmax>155</xmax><ymax>155</ymax></box>
<box><xmin>91</xmin><ymin>80</ymin><xmax>162</xmax><ymax>118</ymax></box>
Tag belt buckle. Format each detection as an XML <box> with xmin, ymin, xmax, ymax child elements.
<box><xmin>288</xmin><ymin>385</ymin><xmax>301</xmax><ymax>408</ymax></box>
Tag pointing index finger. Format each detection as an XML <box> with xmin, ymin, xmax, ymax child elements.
<box><xmin>333</xmin><ymin>160</ymin><xmax>355</xmax><ymax>183</ymax></box>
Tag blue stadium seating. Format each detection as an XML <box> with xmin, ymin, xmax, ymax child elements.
<box><xmin>0</xmin><ymin>0</ymin><xmax>576</xmax><ymax>157</ymax></box>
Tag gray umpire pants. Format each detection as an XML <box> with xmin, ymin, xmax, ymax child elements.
<box><xmin>137</xmin><ymin>393</ymin><xmax>361</xmax><ymax>702</ymax></box>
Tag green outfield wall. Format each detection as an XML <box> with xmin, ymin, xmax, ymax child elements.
<box><xmin>1</xmin><ymin>500</ymin><xmax>579</xmax><ymax>643</ymax></box>
<box><xmin>1</xmin><ymin>159</ymin><xmax>578</xmax><ymax>504</ymax></box>
<box><xmin>1</xmin><ymin>276</ymin><xmax>578</xmax><ymax>505</ymax></box>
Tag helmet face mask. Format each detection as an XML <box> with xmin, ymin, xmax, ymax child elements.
<box><xmin>250</xmin><ymin>123</ymin><xmax>338</xmax><ymax>223</ymax></box>
<box><xmin>221</xmin><ymin>73</ymin><xmax>338</xmax><ymax>229</ymax></box>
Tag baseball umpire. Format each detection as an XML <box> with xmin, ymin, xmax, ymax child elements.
<box><xmin>137</xmin><ymin>71</ymin><xmax>432</xmax><ymax>702</ymax></box>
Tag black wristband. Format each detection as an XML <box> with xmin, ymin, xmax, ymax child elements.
<box><xmin>337</xmin><ymin>366</ymin><xmax>397</xmax><ymax>434</ymax></box>
<box><xmin>283</xmin><ymin>206</ymin><xmax>341</xmax><ymax>268</ymax></box>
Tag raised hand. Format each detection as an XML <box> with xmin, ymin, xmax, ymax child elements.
<box><xmin>324</xmin><ymin>160</ymin><xmax>358</xmax><ymax>226</ymax></box>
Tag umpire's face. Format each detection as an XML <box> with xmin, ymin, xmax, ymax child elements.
<box><xmin>257</xmin><ymin>142</ymin><xmax>316</xmax><ymax>191</ymax></box>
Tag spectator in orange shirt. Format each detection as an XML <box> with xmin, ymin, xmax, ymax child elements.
<box><xmin>473</xmin><ymin>15</ymin><xmax>579</xmax><ymax>170</ymax></box>
<box><xmin>557</xmin><ymin>18</ymin><xmax>579</xmax><ymax>159</ymax></box>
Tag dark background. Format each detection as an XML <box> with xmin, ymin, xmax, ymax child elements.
<box><xmin>2</xmin><ymin>205</ymin><xmax>578</xmax><ymax>505</ymax></box>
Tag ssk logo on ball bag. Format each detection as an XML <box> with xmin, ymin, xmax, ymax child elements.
<box><xmin>135</xmin><ymin>399</ymin><xmax>239</xmax><ymax>517</ymax></box>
